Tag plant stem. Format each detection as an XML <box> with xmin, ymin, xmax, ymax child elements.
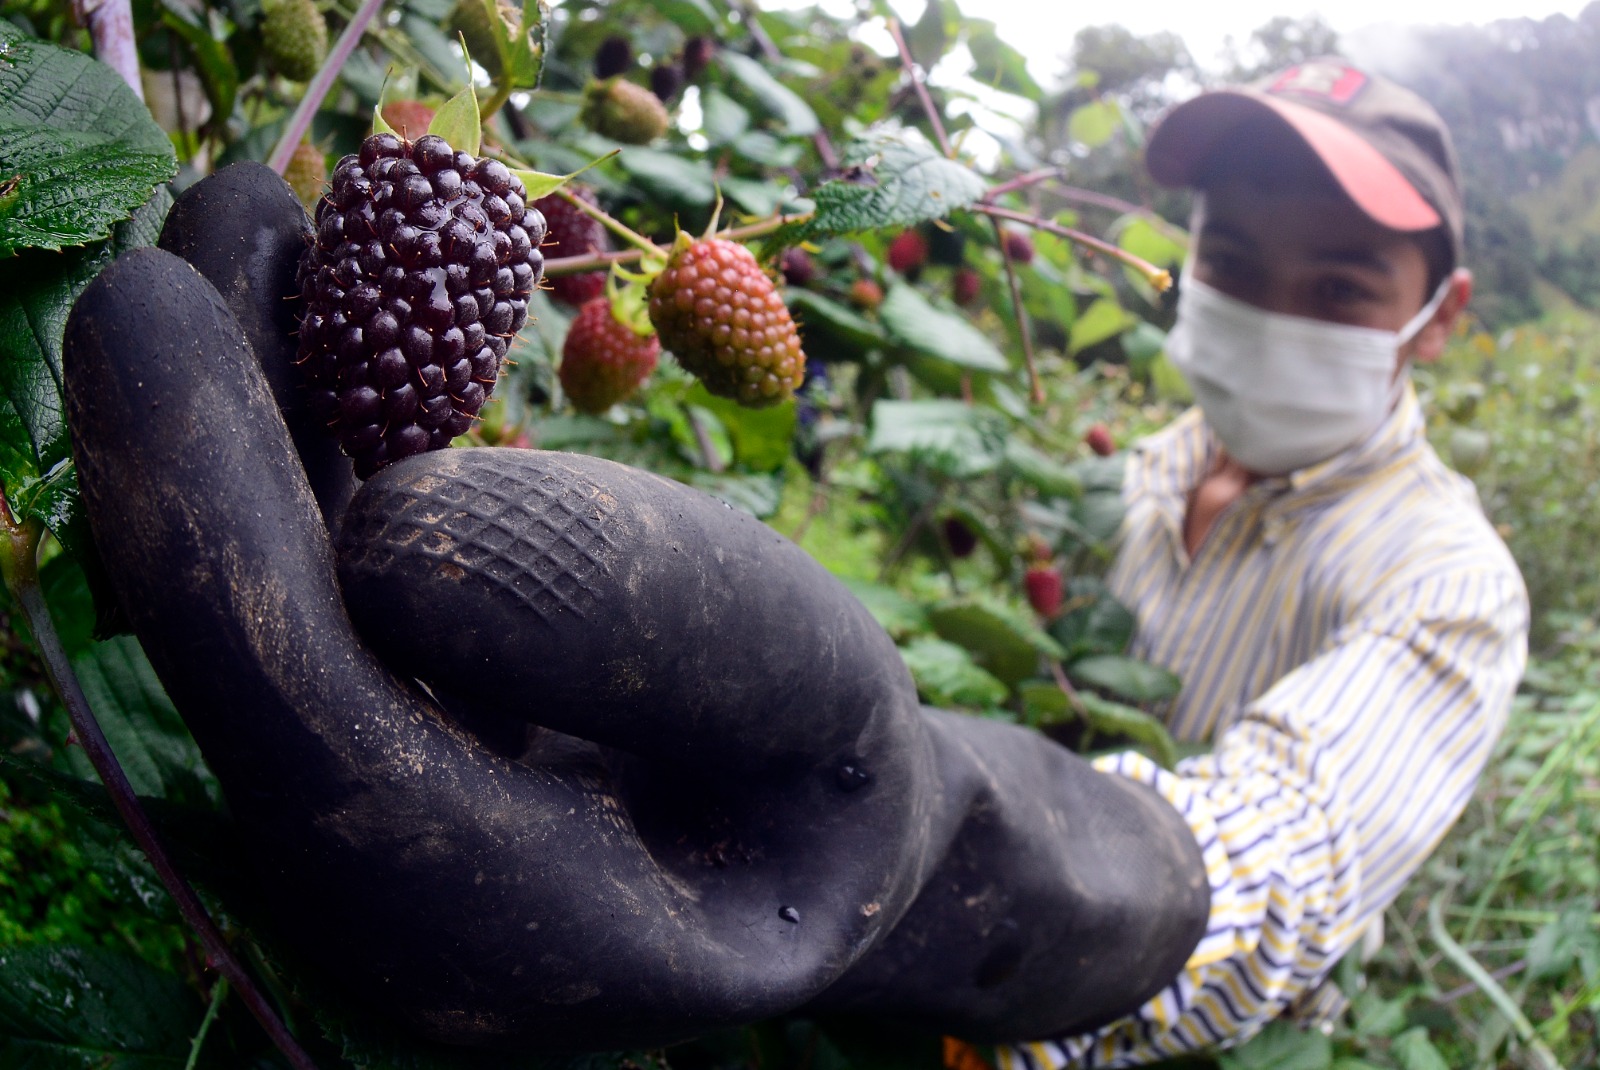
<box><xmin>267</xmin><ymin>0</ymin><xmax>387</xmax><ymax>175</ymax></box>
<box><xmin>541</xmin><ymin>210</ymin><xmax>815</xmax><ymax>276</ymax></box>
<box><xmin>72</xmin><ymin>0</ymin><xmax>143</xmax><ymax>101</ymax></box>
<box><xmin>887</xmin><ymin>18</ymin><xmax>951</xmax><ymax>159</ymax></box>
<box><xmin>0</xmin><ymin>495</ymin><xmax>319</xmax><ymax>1070</ymax></box>
<box><xmin>1427</xmin><ymin>892</ymin><xmax>1565</xmax><ymax>1070</ymax></box>
<box><xmin>990</xmin><ymin>215</ymin><xmax>1041</xmax><ymax>403</ymax></box>
<box><xmin>557</xmin><ymin>186</ymin><xmax>663</xmax><ymax>258</ymax></box>
<box><xmin>185</xmin><ymin>977</ymin><xmax>230</xmax><ymax>1070</ymax></box>
<box><xmin>974</xmin><ymin>203</ymin><xmax>1172</xmax><ymax>291</ymax></box>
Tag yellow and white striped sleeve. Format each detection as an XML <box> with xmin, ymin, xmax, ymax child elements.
<box><xmin>1000</xmin><ymin>565</ymin><xmax>1528</xmax><ymax>1069</ymax></box>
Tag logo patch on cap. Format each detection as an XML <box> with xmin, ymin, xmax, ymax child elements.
<box><xmin>1268</xmin><ymin>62</ymin><xmax>1367</xmax><ymax>106</ymax></box>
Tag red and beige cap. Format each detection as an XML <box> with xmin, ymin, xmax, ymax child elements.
<box><xmin>1146</xmin><ymin>58</ymin><xmax>1463</xmax><ymax>266</ymax></box>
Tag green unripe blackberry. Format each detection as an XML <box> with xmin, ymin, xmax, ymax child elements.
<box><xmin>581</xmin><ymin>77</ymin><xmax>670</xmax><ymax>144</ymax></box>
<box><xmin>261</xmin><ymin>0</ymin><xmax>327</xmax><ymax>82</ymax></box>
<box><xmin>295</xmin><ymin>132</ymin><xmax>546</xmax><ymax>478</ymax></box>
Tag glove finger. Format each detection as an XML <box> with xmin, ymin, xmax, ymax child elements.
<box><xmin>158</xmin><ymin>161</ymin><xmax>355</xmax><ymax>527</ymax></box>
<box><xmin>336</xmin><ymin>446</ymin><xmax>923</xmax><ymax>774</ymax></box>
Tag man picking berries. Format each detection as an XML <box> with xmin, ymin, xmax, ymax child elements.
<box><xmin>1003</xmin><ymin>60</ymin><xmax>1528</xmax><ymax>1067</ymax></box>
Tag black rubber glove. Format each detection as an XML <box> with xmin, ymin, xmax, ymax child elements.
<box><xmin>63</xmin><ymin>163</ymin><xmax>1209</xmax><ymax>1052</ymax></box>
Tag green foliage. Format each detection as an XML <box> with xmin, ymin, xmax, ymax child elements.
<box><xmin>0</xmin><ymin>21</ymin><xmax>176</xmax><ymax>255</ymax></box>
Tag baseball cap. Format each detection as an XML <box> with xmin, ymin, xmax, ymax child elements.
<box><xmin>1145</xmin><ymin>58</ymin><xmax>1463</xmax><ymax>267</ymax></box>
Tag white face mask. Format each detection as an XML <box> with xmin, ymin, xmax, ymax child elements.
<box><xmin>1165</xmin><ymin>275</ymin><xmax>1451</xmax><ymax>475</ymax></box>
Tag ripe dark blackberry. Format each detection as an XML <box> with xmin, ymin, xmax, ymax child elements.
<box><xmin>295</xmin><ymin>132</ymin><xmax>545</xmax><ymax>478</ymax></box>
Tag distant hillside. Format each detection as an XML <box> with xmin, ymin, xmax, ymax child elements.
<box><xmin>1348</xmin><ymin>4</ymin><xmax>1600</xmax><ymax>324</ymax></box>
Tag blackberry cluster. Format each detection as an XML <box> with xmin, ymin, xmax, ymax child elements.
<box><xmin>296</xmin><ymin>132</ymin><xmax>545</xmax><ymax>478</ymax></box>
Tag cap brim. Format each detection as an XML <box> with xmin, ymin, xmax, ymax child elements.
<box><xmin>1146</xmin><ymin>90</ymin><xmax>1442</xmax><ymax>233</ymax></box>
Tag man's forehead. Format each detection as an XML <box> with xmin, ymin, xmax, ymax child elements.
<box><xmin>1193</xmin><ymin>185</ymin><xmax>1423</xmax><ymax>269</ymax></box>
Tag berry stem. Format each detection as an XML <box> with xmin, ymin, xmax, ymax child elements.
<box><xmin>887</xmin><ymin>17</ymin><xmax>953</xmax><ymax>159</ymax></box>
<box><xmin>973</xmin><ymin>203</ymin><xmax>1173</xmax><ymax>292</ymax></box>
<box><xmin>555</xmin><ymin>186</ymin><xmax>664</xmax><ymax>259</ymax></box>
<box><xmin>71</xmin><ymin>0</ymin><xmax>143</xmax><ymax>101</ymax></box>
<box><xmin>990</xmin><ymin>214</ymin><xmax>1042</xmax><ymax>404</ymax></box>
<box><xmin>267</xmin><ymin>0</ymin><xmax>386</xmax><ymax>176</ymax></box>
<box><xmin>541</xmin><ymin>209</ymin><xmax>815</xmax><ymax>276</ymax></box>
<box><xmin>0</xmin><ymin>493</ymin><xmax>321</xmax><ymax>1070</ymax></box>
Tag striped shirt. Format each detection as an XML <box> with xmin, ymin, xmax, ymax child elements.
<box><xmin>1001</xmin><ymin>384</ymin><xmax>1528</xmax><ymax>1068</ymax></box>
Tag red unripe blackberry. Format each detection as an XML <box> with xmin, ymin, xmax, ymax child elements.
<box><xmin>295</xmin><ymin>132</ymin><xmax>546</xmax><ymax>478</ymax></box>
<box><xmin>381</xmin><ymin>99</ymin><xmax>436</xmax><ymax>139</ymax></box>
<box><xmin>848</xmin><ymin>278</ymin><xmax>883</xmax><ymax>310</ymax></box>
<box><xmin>1002</xmin><ymin>228</ymin><xmax>1035</xmax><ymax>265</ymax></box>
<box><xmin>682</xmin><ymin>35</ymin><xmax>714</xmax><ymax>80</ymax></box>
<box><xmin>647</xmin><ymin>236</ymin><xmax>805</xmax><ymax>407</ymax></box>
<box><xmin>1025</xmin><ymin>564</ymin><xmax>1064</xmax><ymax>619</ymax></box>
<box><xmin>533</xmin><ymin>185</ymin><xmax>609</xmax><ymax>307</ymax></box>
<box><xmin>1085</xmin><ymin>422</ymin><xmax>1116</xmax><ymax>457</ymax></box>
<box><xmin>559</xmin><ymin>296</ymin><xmax>661</xmax><ymax>414</ymax></box>
<box><xmin>887</xmin><ymin>229</ymin><xmax>928</xmax><ymax>275</ymax></box>
<box><xmin>951</xmin><ymin>266</ymin><xmax>981</xmax><ymax>307</ymax></box>
<box><xmin>780</xmin><ymin>247</ymin><xmax>815</xmax><ymax>287</ymax></box>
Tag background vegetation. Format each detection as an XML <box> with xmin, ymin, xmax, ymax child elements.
<box><xmin>0</xmin><ymin>0</ymin><xmax>1598</xmax><ymax>1068</ymax></box>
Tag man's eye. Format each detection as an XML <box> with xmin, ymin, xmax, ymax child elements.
<box><xmin>1315</xmin><ymin>277</ymin><xmax>1375</xmax><ymax>305</ymax></box>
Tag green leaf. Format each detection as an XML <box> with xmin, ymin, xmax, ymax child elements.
<box><xmin>699</xmin><ymin>87</ymin><xmax>751</xmax><ymax>145</ymax></box>
<box><xmin>866</xmin><ymin>399</ymin><xmax>1006</xmax><ymax>479</ymax></box>
<box><xmin>656</xmin><ymin>0</ymin><xmax>718</xmax><ymax>34</ymax></box>
<box><xmin>1049</xmin><ymin>577</ymin><xmax>1135</xmax><ymax>660</ymax></box>
<box><xmin>966</xmin><ymin>25</ymin><xmax>1043</xmax><ymax>100</ymax></box>
<box><xmin>49</xmin><ymin>637</ymin><xmax>218</xmax><ymax>806</ymax></box>
<box><xmin>686</xmin><ymin>384</ymin><xmax>796</xmax><ymax>472</ymax></box>
<box><xmin>720</xmin><ymin>175</ymin><xmax>788</xmax><ymax>218</ymax></box>
<box><xmin>838</xmin><ymin>578</ymin><xmax>928</xmax><ymax>640</ymax></box>
<box><xmin>1002</xmin><ymin>438</ymin><xmax>1082</xmax><ymax>498</ymax></box>
<box><xmin>1076</xmin><ymin>692</ymin><xmax>1179</xmax><ymax>767</ymax></box>
<box><xmin>718</xmin><ymin>51</ymin><xmax>819</xmax><ymax>137</ymax></box>
<box><xmin>907</xmin><ymin>0</ymin><xmax>956</xmax><ymax>69</ymax></box>
<box><xmin>926</xmin><ymin>595</ymin><xmax>1063</xmax><ymax>687</ymax></box>
<box><xmin>1017</xmin><ymin>679</ymin><xmax>1072</xmax><ymax>727</ymax></box>
<box><xmin>1217</xmin><ymin>1019</ymin><xmax>1333</xmax><ymax>1070</ymax></box>
<box><xmin>504</xmin><ymin>0</ymin><xmax>548</xmax><ymax>90</ymax></box>
<box><xmin>1390</xmin><ymin>1028</ymin><xmax>1450</xmax><ymax>1070</ymax></box>
<box><xmin>900</xmin><ymin>636</ymin><xmax>1008</xmax><ymax>708</ymax></box>
<box><xmin>688</xmin><ymin>472</ymin><xmax>783</xmax><ymax>518</ymax></box>
<box><xmin>0</xmin><ymin>187</ymin><xmax>169</xmax><ymax>548</ymax></box>
<box><xmin>617</xmin><ymin>147</ymin><xmax>717</xmax><ymax>207</ymax></box>
<box><xmin>1115</xmin><ymin>214</ymin><xmax>1188</xmax><ymax>269</ymax></box>
<box><xmin>783</xmin><ymin>131</ymin><xmax>988</xmax><ymax>242</ymax></box>
<box><xmin>1070</xmin><ymin>653</ymin><xmax>1181</xmax><ymax>704</ymax></box>
<box><xmin>879</xmin><ymin>283</ymin><xmax>1009</xmax><ymax>372</ymax></box>
<box><xmin>785</xmin><ymin>290</ymin><xmax>888</xmax><ymax>353</ymax></box>
<box><xmin>1068</xmin><ymin>296</ymin><xmax>1136</xmax><ymax>355</ymax></box>
<box><xmin>0</xmin><ymin>944</ymin><xmax>201</xmax><ymax>1065</ymax></box>
<box><xmin>155</xmin><ymin>0</ymin><xmax>237</xmax><ymax>129</ymax></box>
<box><xmin>0</xmin><ymin>23</ymin><xmax>177</xmax><ymax>255</ymax></box>
<box><xmin>427</xmin><ymin>82</ymin><xmax>482</xmax><ymax>155</ymax></box>
<box><xmin>1067</xmin><ymin>99</ymin><xmax>1121</xmax><ymax>149</ymax></box>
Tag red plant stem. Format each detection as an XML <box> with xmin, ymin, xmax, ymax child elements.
<box><xmin>991</xmin><ymin>215</ymin><xmax>1041</xmax><ymax>403</ymax></box>
<box><xmin>0</xmin><ymin>499</ymin><xmax>319</xmax><ymax>1070</ymax></box>
<box><xmin>267</xmin><ymin>0</ymin><xmax>387</xmax><ymax>175</ymax></box>
<box><xmin>887</xmin><ymin>18</ymin><xmax>951</xmax><ymax>159</ymax></box>
<box><xmin>974</xmin><ymin>203</ymin><xmax>1172</xmax><ymax>290</ymax></box>
<box><xmin>72</xmin><ymin>0</ymin><xmax>143</xmax><ymax>100</ymax></box>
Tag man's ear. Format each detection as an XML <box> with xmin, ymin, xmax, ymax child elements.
<box><xmin>1410</xmin><ymin>268</ymin><xmax>1473</xmax><ymax>364</ymax></box>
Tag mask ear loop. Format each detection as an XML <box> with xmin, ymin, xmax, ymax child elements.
<box><xmin>1389</xmin><ymin>275</ymin><xmax>1457</xmax><ymax>403</ymax></box>
<box><xmin>1397</xmin><ymin>275</ymin><xmax>1455</xmax><ymax>347</ymax></box>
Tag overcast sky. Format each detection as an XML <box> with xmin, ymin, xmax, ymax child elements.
<box><xmin>827</xmin><ymin>0</ymin><xmax>1598</xmax><ymax>87</ymax></box>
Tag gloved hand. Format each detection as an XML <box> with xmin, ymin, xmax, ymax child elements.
<box><xmin>63</xmin><ymin>163</ymin><xmax>1209</xmax><ymax>1052</ymax></box>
